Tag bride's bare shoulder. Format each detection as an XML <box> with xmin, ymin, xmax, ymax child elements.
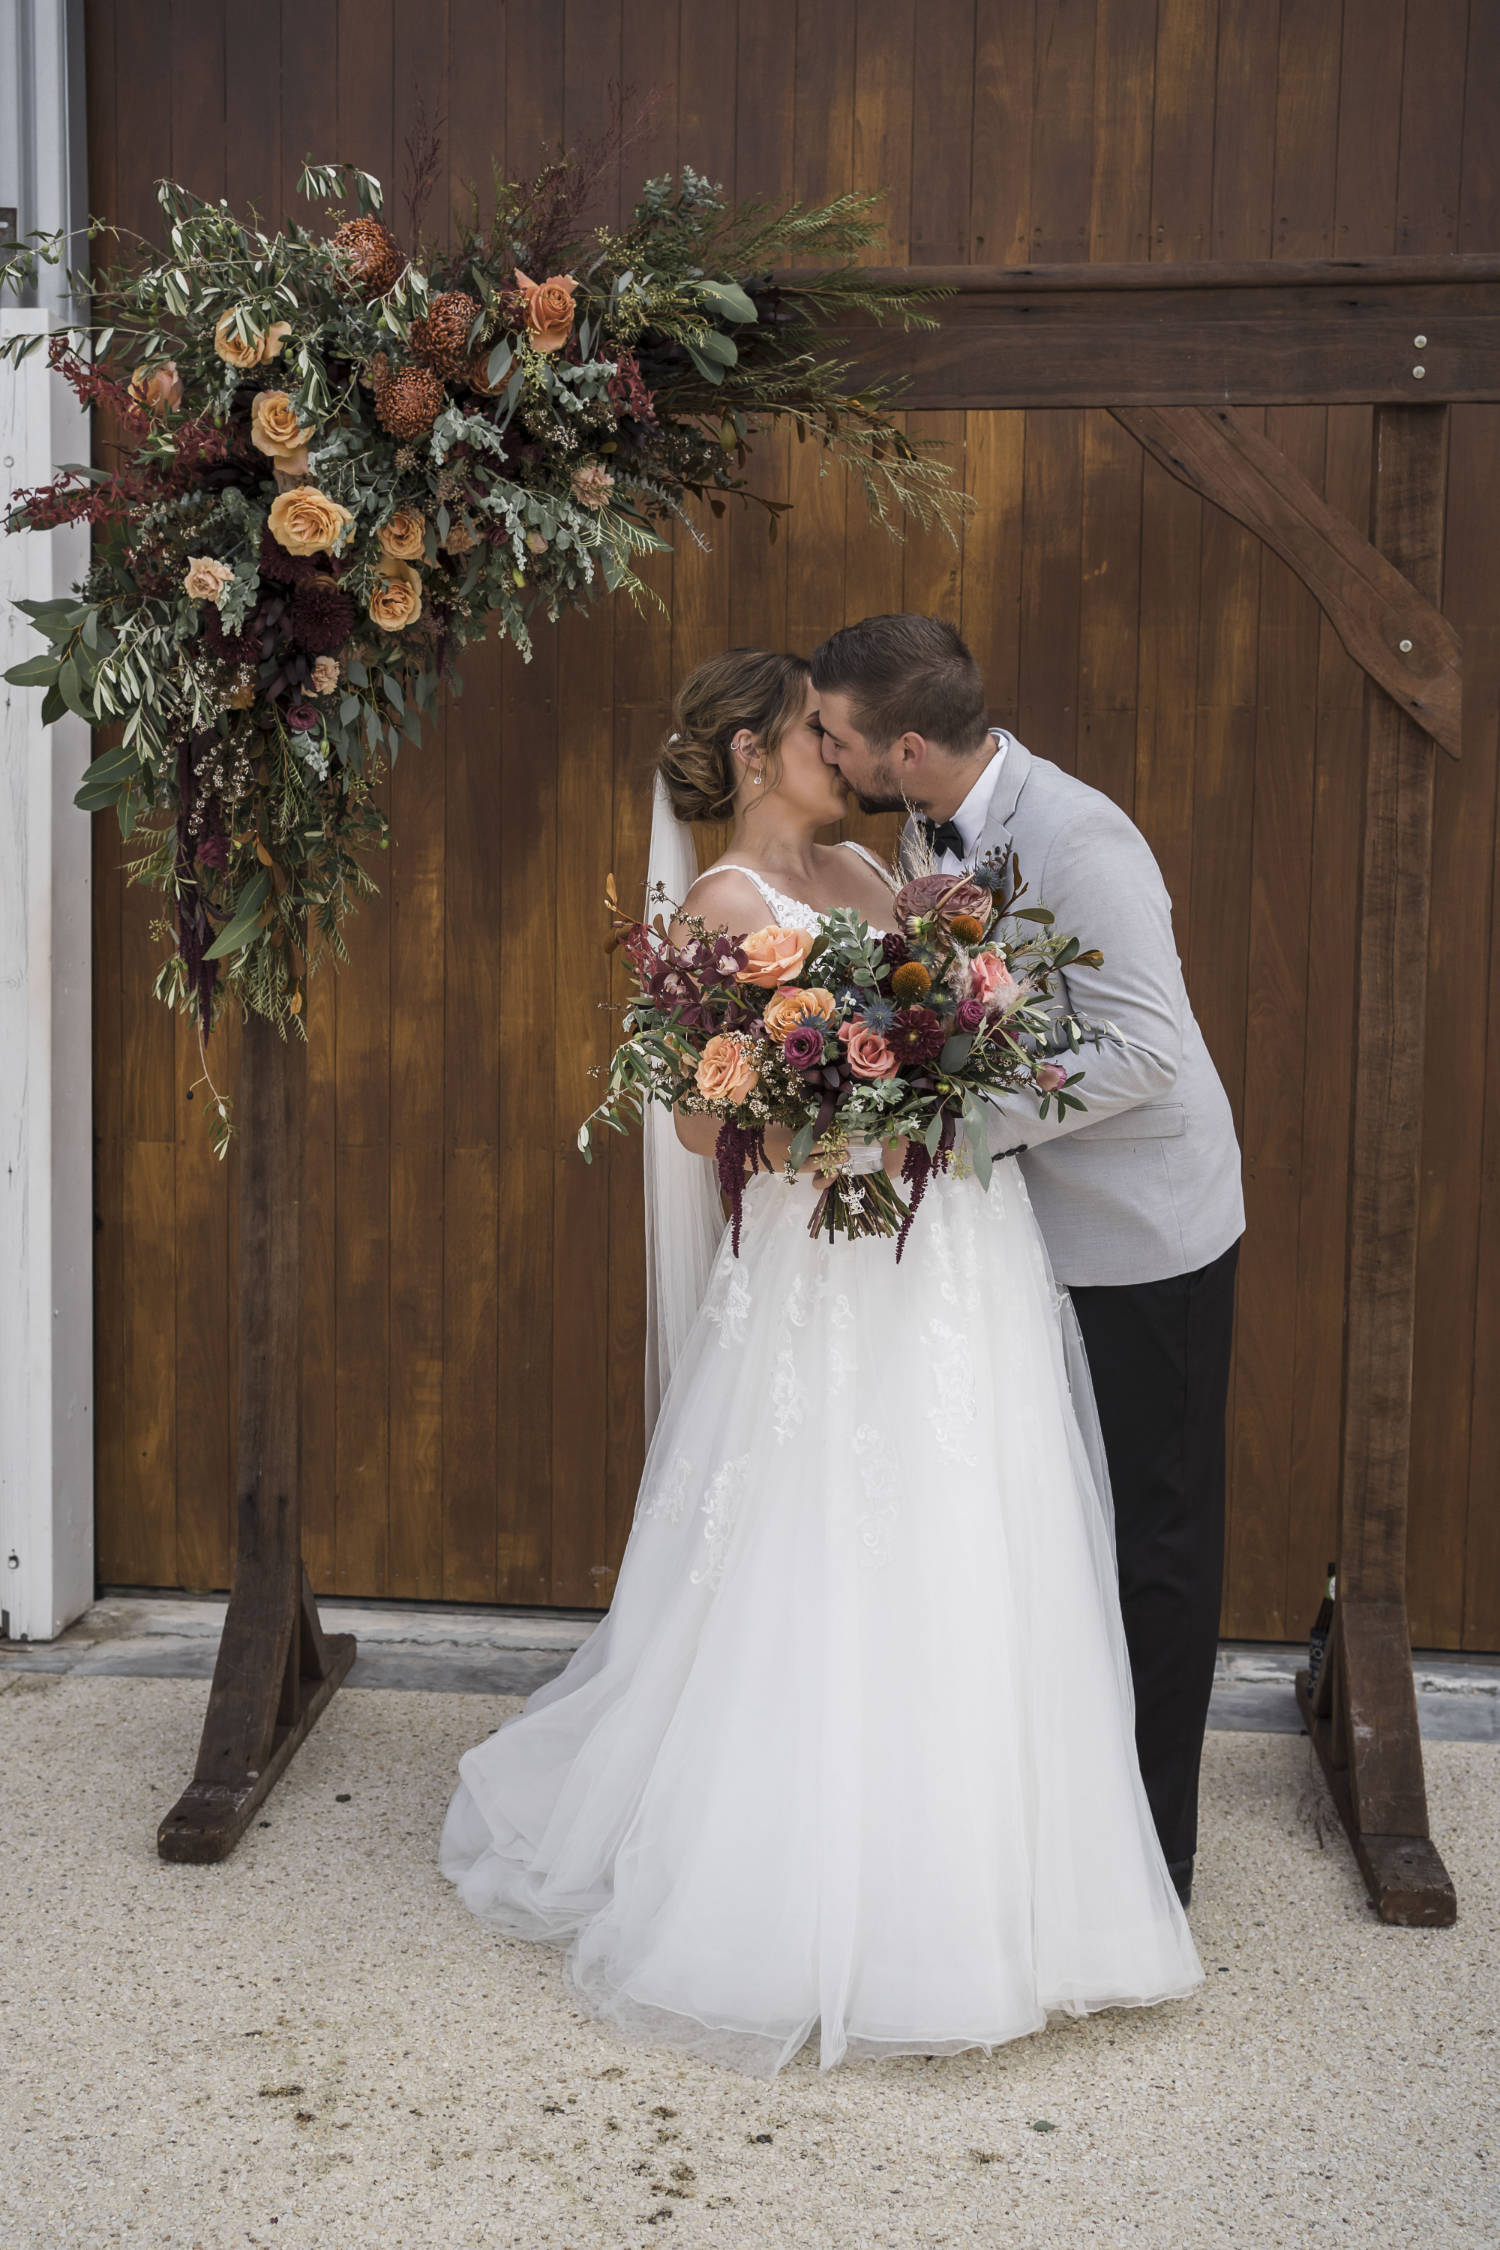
<box><xmin>676</xmin><ymin>864</ymin><xmax>767</xmax><ymax>926</ymax></box>
<box><xmin>666</xmin><ymin>863</ymin><xmax>767</xmax><ymax>946</ymax></box>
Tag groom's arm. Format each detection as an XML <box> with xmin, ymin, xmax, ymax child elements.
<box><xmin>984</xmin><ymin>802</ymin><xmax>1183</xmax><ymax>1153</ymax></box>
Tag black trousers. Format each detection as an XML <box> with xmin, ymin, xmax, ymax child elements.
<box><xmin>1067</xmin><ymin>1237</ymin><xmax>1240</xmax><ymax>1873</ymax></box>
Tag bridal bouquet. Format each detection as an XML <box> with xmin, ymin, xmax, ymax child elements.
<box><xmin>579</xmin><ymin>851</ymin><xmax>1101</xmax><ymax>1255</ymax></box>
<box><xmin>2</xmin><ymin>129</ymin><xmax>958</xmax><ymax>1051</ymax></box>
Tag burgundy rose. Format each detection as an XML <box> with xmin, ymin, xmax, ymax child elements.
<box><xmin>285</xmin><ymin>699</ymin><xmax>321</xmax><ymax>732</ymax></box>
<box><xmin>783</xmin><ymin>1024</ymin><xmax>827</xmax><ymax>1071</ymax></box>
<box><xmin>195</xmin><ymin>833</ymin><xmax>229</xmax><ymax>871</ymax></box>
<box><xmin>954</xmin><ymin>996</ymin><xmax>986</xmax><ymax>1035</ymax></box>
<box><xmin>890</xmin><ymin>1005</ymin><xmax>946</xmax><ymax>1066</ymax></box>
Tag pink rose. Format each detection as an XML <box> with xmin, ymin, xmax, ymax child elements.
<box><xmin>968</xmin><ymin>952</ymin><xmax>1022</xmax><ymax>1015</ymax></box>
<box><xmin>1035</xmin><ymin>1060</ymin><xmax>1068</xmax><ymax>1092</ymax></box>
<box><xmin>840</xmin><ymin>1017</ymin><xmax>900</xmax><ymax>1080</ymax></box>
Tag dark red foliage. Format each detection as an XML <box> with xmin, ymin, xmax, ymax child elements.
<box><xmin>174</xmin><ymin>731</ymin><xmax>221</xmax><ymax>1037</ymax></box>
<box><xmin>715</xmin><ymin>1118</ymin><xmax>768</xmax><ymax>1256</ymax></box>
<box><xmin>199</xmin><ymin>601</ymin><xmax>256</xmax><ymax>665</ymax></box>
<box><xmin>895</xmin><ymin>1112</ymin><xmax>957</xmax><ymax>1262</ymax></box>
<box><xmin>48</xmin><ymin>338</ymin><xmax>152</xmax><ymax>431</ymax></box>
<box><xmin>606</xmin><ymin>347</ymin><xmax>657</xmax><ymax>423</ymax></box>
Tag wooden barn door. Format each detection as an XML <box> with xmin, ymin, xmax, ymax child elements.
<box><xmin>86</xmin><ymin>0</ymin><xmax>1500</xmax><ymax>1648</ymax></box>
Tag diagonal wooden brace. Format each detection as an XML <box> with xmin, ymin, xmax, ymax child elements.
<box><xmin>1112</xmin><ymin>403</ymin><xmax>1462</xmax><ymax>757</ymax></box>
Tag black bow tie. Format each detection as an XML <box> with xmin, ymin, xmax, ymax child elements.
<box><xmin>919</xmin><ymin>816</ymin><xmax>966</xmax><ymax>861</ymax></box>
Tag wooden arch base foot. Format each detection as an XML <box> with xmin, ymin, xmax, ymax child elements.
<box><xmin>159</xmin><ymin>1567</ymin><xmax>355</xmax><ymax>1862</ymax></box>
<box><xmin>1295</xmin><ymin>1601</ymin><xmax>1457</xmax><ymax>1928</ymax></box>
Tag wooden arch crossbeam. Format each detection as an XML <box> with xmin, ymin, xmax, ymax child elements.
<box><xmin>826</xmin><ymin>251</ymin><xmax>1500</xmax><ymax>1926</ymax></box>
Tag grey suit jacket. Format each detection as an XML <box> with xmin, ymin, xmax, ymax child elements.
<box><xmin>901</xmin><ymin>733</ymin><xmax>1244</xmax><ymax>1287</ymax></box>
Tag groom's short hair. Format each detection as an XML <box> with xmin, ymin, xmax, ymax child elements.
<box><xmin>810</xmin><ymin>615</ymin><xmax>989</xmax><ymax>753</ymax></box>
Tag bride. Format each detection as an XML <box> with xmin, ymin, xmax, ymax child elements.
<box><xmin>440</xmin><ymin>649</ymin><xmax>1202</xmax><ymax>2076</ymax></box>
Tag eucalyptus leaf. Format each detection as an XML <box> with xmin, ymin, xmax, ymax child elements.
<box><xmin>698</xmin><ymin>279</ymin><xmax>758</xmax><ymax>324</ymax></box>
<box><xmin>203</xmin><ymin>869</ymin><xmax>272</xmax><ymax>960</ymax></box>
<box><xmin>788</xmin><ymin>1119</ymin><xmax>819</xmax><ymax>1168</ymax></box>
<box><xmin>4</xmin><ymin>653</ymin><xmax>61</xmax><ymax>688</ymax></box>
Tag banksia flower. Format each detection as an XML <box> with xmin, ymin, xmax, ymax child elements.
<box><xmin>370</xmin><ymin>353</ymin><xmax>446</xmax><ymax>441</ymax></box>
<box><xmin>411</xmin><ymin>290</ymin><xmax>482</xmax><ymax>376</ymax></box>
<box><xmin>891</xmin><ymin>961</ymin><xmax>932</xmax><ymax>1004</ymax></box>
<box><xmin>331</xmin><ymin>216</ymin><xmax>402</xmax><ymax>297</ymax></box>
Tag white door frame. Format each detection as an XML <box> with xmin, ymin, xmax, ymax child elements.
<box><xmin>0</xmin><ymin>0</ymin><xmax>93</xmax><ymax>1640</ymax></box>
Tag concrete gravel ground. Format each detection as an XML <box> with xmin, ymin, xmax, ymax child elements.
<box><xmin>2</xmin><ymin>1672</ymin><xmax>1494</xmax><ymax>2250</ymax></box>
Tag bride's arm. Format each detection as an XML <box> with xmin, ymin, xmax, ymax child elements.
<box><xmin>666</xmin><ymin>869</ymin><xmax>783</xmax><ymax>1164</ymax></box>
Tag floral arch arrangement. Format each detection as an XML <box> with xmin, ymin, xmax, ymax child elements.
<box><xmin>3</xmin><ymin>147</ymin><xmax>959</xmax><ymax>1131</ymax></box>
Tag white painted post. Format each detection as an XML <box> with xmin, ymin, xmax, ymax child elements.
<box><xmin>0</xmin><ymin>312</ymin><xmax>93</xmax><ymax>1639</ymax></box>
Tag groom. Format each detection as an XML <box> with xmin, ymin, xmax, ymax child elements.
<box><xmin>812</xmin><ymin>614</ymin><xmax>1244</xmax><ymax>1910</ymax></box>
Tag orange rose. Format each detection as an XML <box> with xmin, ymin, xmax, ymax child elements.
<box><xmin>267</xmin><ymin>486</ymin><xmax>354</xmax><ymax>557</ymax></box>
<box><xmin>213</xmin><ymin>309</ymin><xmax>292</xmax><ymax>368</ymax></box>
<box><xmin>762</xmin><ymin>985</ymin><xmax>837</xmax><ymax>1039</ymax></box>
<box><xmin>514</xmin><ymin>268</ymin><xmax>576</xmax><ymax>354</ymax></box>
<box><xmin>251</xmin><ymin>390</ymin><xmax>315</xmax><ymax>464</ymax></box>
<box><xmin>695</xmin><ymin>1033</ymin><xmax>759</xmax><ymax>1105</ymax></box>
<box><xmin>367</xmin><ymin>559</ymin><xmax>423</xmax><ymax>631</ymax></box>
<box><xmin>129</xmin><ymin>360</ymin><xmax>182</xmax><ymax>412</ymax></box>
<box><xmin>738</xmin><ymin>925</ymin><xmax>816</xmax><ymax>988</ymax></box>
<box><xmin>377</xmin><ymin>507</ymin><xmax>426</xmax><ymax>561</ymax></box>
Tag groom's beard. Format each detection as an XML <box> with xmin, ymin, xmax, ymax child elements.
<box><xmin>838</xmin><ymin>767</ymin><xmax>909</xmax><ymax>817</ymax></box>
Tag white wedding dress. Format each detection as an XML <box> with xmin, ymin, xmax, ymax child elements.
<box><xmin>440</xmin><ymin>852</ymin><xmax>1202</xmax><ymax>2076</ymax></box>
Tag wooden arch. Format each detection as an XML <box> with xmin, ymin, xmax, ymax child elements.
<box><xmin>844</xmin><ymin>250</ymin><xmax>1500</xmax><ymax>1926</ymax></box>
<box><xmin>165</xmin><ymin>254</ymin><xmax>1489</xmax><ymax>1922</ymax></box>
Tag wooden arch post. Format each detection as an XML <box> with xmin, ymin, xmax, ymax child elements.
<box><xmin>838</xmin><ymin>252</ymin><xmax>1500</xmax><ymax>1925</ymax></box>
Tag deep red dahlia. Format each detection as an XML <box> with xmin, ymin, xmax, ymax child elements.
<box><xmin>889</xmin><ymin>1005</ymin><xmax>946</xmax><ymax>1065</ymax></box>
<box><xmin>258</xmin><ymin>525</ymin><xmax>317</xmax><ymax>586</ymax></box>
<box><xmin>290</xmin><ymin>577</ymin><xmax>357</xmax><ymax>654</ymax></box>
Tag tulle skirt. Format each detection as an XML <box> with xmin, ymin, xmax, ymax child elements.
<box><xmin>440</xmin><ymin>1161</ymin><xmax>1202</xmax><ymax>2076</ymax></box>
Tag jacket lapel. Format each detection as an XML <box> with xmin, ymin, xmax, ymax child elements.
<box><xmin>974</xmin><ymin>731</ymin><xmax>1032</xmax><ymax>867</ymax></box>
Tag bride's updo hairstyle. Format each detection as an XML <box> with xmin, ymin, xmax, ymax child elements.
<box><xmin>658</xmin><ymin>649</ymin><xmax>811</xmax><ymax>823</ymax></box>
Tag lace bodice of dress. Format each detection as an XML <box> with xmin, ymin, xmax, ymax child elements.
<box><xmin>713</xmin><ymin>840</ymin><xmax>896</xmax><ymax>938</ymax></box>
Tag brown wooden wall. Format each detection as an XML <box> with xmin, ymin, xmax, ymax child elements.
<box><xmin>85</xmin><ymin>0</ymin><xmax>1500</xmax><ymax>1647</ymax></box>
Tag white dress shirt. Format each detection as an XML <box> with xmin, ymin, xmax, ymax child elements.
<box><xmin>934</xmin><ymin>731</ymin><xmax>1008</xmax><ymax>872</ymax></box>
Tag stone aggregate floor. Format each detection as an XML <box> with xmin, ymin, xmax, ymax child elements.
<box><xmin>2</xmin><ymin>1670</ymin><xmax>1494</xmax><ymax>2250</ymax></box>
